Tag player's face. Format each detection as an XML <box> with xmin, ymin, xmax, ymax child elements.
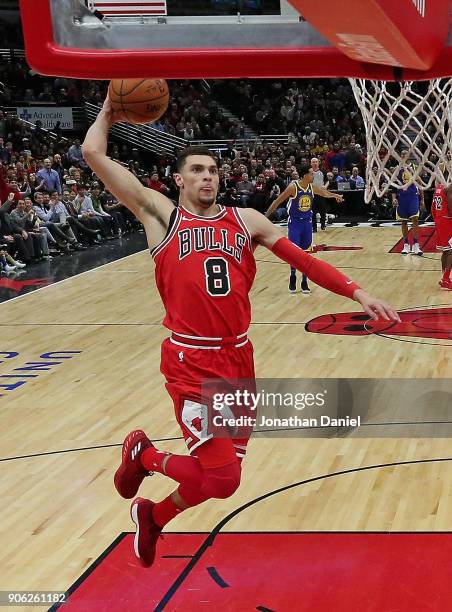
<box><xmin>306</xmin><ymin>169</ymin><xmax>315</xmax><ymax>183</ymax></box>
<box><xmin>175</xmin><ymin>155</ymin><xmax>219</xmax><ymax>208</ymax></box>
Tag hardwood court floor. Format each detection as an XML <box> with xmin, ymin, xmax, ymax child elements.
<box><xmin>0</xmin><ymin>226</ymin><xmax>451</xmax><ymax>604</ymax></box>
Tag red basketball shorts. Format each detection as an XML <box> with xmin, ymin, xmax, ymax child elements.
<box><xmin>435</xmin><ymin>218</ymin><xmax>452</xmax><ymax>251</ymax></box>
<box><xmin>160</xmin><ymin>334</ymin><xmax>255</xmax><ymax>466</ymax></box>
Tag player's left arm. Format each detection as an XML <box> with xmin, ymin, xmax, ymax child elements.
<box><xmin>240</xmin><ymin>208</ymin><xmax>401</xmax><ymax>322</ymax></box>
<box><xmin>313</xmin><ymin>185</ymin><xmax>344</xmax><ymax>202</ymax></box>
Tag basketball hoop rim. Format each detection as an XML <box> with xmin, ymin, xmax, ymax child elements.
<box><xmin>19</xmin><ymin>0</ymin><xmax>452</xmax><ymax>80</ymax></box>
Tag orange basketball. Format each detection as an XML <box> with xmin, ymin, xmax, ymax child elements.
<box><xmin>108</xmin><ymin>78</ymin><xmax>169</xmax><ymax>125</ymax></box>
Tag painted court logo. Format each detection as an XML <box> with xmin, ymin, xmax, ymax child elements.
<box><xmin>306</xmin><ymin>306</ymin><xmax>452</xmax><ymax>345</ymax></box>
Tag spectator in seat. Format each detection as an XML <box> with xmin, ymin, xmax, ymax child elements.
<box><xmin>99</xmin><ymin>189</ymin><xmax>126</xmax><ymax>237</ymax></box>
<box><xmin>148</xmin><ymin>172</ymin><xmax>170</xmax><ymax>195</ymax></box>
<box><xmin>67</xmin><ymin>138</ymin><xmax>87</xmax><ymax>169</ymax></box>
<box><xmin>32</xmin><ymin>191</ymin><xmax>72</xmax><ymax>250</ymax></box>
<box><xmin>248</xmin><ymin>174</ymin><xmax>267</xmax><ymax>213</ymax></box>
<box><xmin>237</xmin><ymin>173</ymin><xmax>254</xmax><ymax>207</ymax></box>
<box><xmin>222</xmin><ymin>187</ymin><xmax>240</xmax><ymax>207</ymax></box>
<box><xmin>331</xmin><ymin>166</ymin><xmax>342</xmax><ymax>184</ymax></box>
<box><xmin>326</xmin><ymin>171</ymin><xmax>338</xmax><ymax>191</ymax></box>
<box><xmin>52</xmin><ymin>153</ymin><xmax>66</xmax><ymax>185</ymax></box>
<box><xmin>61</xmin><ymin>189</ymin><xmax>102</xmax><ymax>244</ymax></box>
<box><xmin>266</xmin><ymin>169</ymin><xmax>285</xmax><ymax>194</ymax></box>
<box><xmin>183</xmin><ymin>122</ymin><xmax>195</xmax><ymax>141</ymax></box>
<box><xmin>0</xmin><ymin>209</ymin><xmax>35</xmax><ymax>263</ymax></box>
<box><xmin>36</xmin><ymin>157</ymin><xmax>62</xmax><ymax>195</ymax></box>
<box><xmin>0</xmin><ymin>140</ymin><xmax>13</xmax><ymax>164</ymax></box>
<box><xmin>90</xmin><ymin>183</ymin><xmax>118</xmax><ymax>238</ymax></box>
<box><xmin>350</xmin><ymin>166</ymin><xmax>365</xmax><ymax>189</ymax></box>
<box><xmin>23</xmin><ymin>196</ymin><xmax>62</xmax><ymax>253</ymax></box>
<box><xmin>329</xmin><ymin>144</ymin><xmax>346</xmax><ymax>172</ymax></box>
<box><xmin>48</xmin><ymin>191</ymin><xmax>86</xmax><ymax>250</ymax></box>
<box><xmin>345</xmin><ymin>143</ymin><xmax>365</xmax><ymax>171</ymax></box>
<box><xmin>73</xmin><ymin>184</ymin><xmax>110</xmax><ymax>239</ymax></box>
<box><xmin>336</xmin><ymin>169</ymin><xmax>348</xmax><ymax>184</ymax></box>
<box><xmin>10</xmin><ymin>199</ymin><xmax>49</xmax><ymax>259</ymax></box>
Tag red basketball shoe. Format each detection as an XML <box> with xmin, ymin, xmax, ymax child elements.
<box><xmin>130</xmin><ymin>497</ymin><xmax>162</xmax><ymax>567</ymax></box>
<box><xmin>114</xmin><ymin>430</ymin><xmax>153</xmax><ymax>499</ymax></box>
<box><xmin>439</xmin><ymin>279</ymin><xmax>452</xmax><ymax>290</ymax></box>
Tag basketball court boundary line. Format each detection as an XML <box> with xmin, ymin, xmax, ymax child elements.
<box><xmin>4</xmin><ymin>417</ymin><xmax>452</xmax><ymax>463</ymax></box>
<box><xmin>255</xmin><ymin>259</ymin><xmax>441</xmax><ymax>272</ymax></box>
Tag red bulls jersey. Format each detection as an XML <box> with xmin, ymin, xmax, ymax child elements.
<box><xmin>432</xmin><ymin>185</ymin><xmax>451</xmax><ymax>219</ymax></box>
<box><xmin>152</xmin><ymin>205</ymin><xmax>256</xmax><ymax>338</ymax></box>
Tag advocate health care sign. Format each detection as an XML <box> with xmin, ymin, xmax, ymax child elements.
<box><xmin>16</xmin><ymin>107</ymin><xmax>74</xmax><ymax>130</ymax></box>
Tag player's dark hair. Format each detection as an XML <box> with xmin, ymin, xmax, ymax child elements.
<box><xmin>299</xmin><ymin>164</ymin><xmax>312</xmax><ymax>178</ymax></box>
<box><xmin>176</xmin><ymin>146</ymin><xmax>217</xmax><ymax>172</ymax></box>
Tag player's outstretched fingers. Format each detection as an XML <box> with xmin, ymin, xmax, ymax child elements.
<box><xmin>383</xmin><ymin>303</ymin><xmax>401</xmax><ymax>322</ymax></box>
<box><xmin>371</xmin><ymin>303</ymin><xmax>390</xmax><ymax>321</ymax></box>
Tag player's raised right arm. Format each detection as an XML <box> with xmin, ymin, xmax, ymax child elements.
<box><xmin>82</xmin><ymin>99</ymin><xmax>173</xmax><ymax>224</ymax></box>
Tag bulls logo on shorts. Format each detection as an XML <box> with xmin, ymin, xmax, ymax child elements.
<box><xmin>181</xmin><ymin>399</ymin><xmax>211</xmax><ymax>441</ymax></box>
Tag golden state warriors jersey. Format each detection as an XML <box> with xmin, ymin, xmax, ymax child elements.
<box><xmin>287</xmin><ymin>182</ymin><xmax>314</xmax><ymax>224</ymax></box>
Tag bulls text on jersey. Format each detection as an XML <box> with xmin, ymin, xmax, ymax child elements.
<box><xmin>178</xmin><ymin>226</ymin><xmax>247</xmax><ymax>262</ymax></box>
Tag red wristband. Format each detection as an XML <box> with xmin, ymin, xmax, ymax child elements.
<box><xmin>271</xmin><ymin>237</ymin><xmax>360</xmax><ymax>299</ymax></box>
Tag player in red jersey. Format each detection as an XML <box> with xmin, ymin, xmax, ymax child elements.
<box><xmin>432</xmin><ymin>183</ymin><xmax>452</xmax><ymax>290</ymax></box>
<box><xmin>82</xmin><ymin>97</ymin><xmax>400</xmax><ymax>567</ymax></box>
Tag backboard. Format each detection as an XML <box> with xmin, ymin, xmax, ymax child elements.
<box><xmin>19</xmin><ymin>0</ymin><xmax>452</xmax><ymax>80</ymax></box>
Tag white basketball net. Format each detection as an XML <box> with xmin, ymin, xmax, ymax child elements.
<box><xmin>349</xmin><ymin>78</ymin><xmax>452</xmax><ymax>202</ymax></box>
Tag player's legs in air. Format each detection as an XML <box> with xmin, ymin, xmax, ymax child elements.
<box><xmin>117</xmin><ymin>433</ymin><xmax>242</xmax><ymax>566</ymax></box>
<box><xmin>114</xmin><ymin>340</ymin><xmax>254</xmax><ymax>566</ymax></box>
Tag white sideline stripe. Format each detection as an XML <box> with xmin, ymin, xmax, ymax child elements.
<box><xmin>0</xmin><ymin>250</ymin><xmax>147</xmax><ymax>307</ymax></box>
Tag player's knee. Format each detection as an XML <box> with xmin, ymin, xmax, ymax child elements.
<box><xmin>201</xmin><ymin>462</ymin><xmax>241</xmax><ymax>499</ymax></box>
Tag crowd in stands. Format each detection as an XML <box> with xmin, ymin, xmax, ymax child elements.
<box><xmin>0</xmin><ymin>108</ymin><xmax>146</xmax><ymax>273</ymax></box>
<box><xmin>4</xmin><ymin>43</ymin><xmax>422</xmax><ymax>275</ymax></box>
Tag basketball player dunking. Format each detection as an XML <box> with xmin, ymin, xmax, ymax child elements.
<box><xmin>266</xmin><ymin>164</ymin><xmax>343</xmax><ymax>294</ymax></box>
<box><xmin>82</xmin><ymin>97</ymin><xmax>400</xmax><ymax>567</ymax></box>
